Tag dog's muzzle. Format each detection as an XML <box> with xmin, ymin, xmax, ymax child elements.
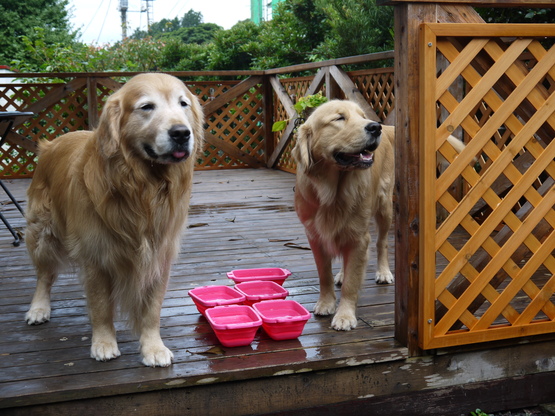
<box><xmin>143</xmin><ymin>124</ymin><xmax>193</xmax><ymax>164</ymax></box>
<box><xmin>334</xmin><ymin>122</ymin><xmax>382</xmax><ymax>170</ymax></box>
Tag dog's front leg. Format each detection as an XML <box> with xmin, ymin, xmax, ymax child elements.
<box><xmin>139</xmin><ymin>275</ymin><xmax>173</xmax><ymax>367</ymax></box>
<box><xmin>375</xmin><ymin>202</ymin><xmax>394</xmax><ymax>284</ymax></box>
<box><xmin>84</xmin><ymin>268</ymin><xmax>121</xmax><ymax>362</ymax></box>
<box><xmin>310</xmin><ymin>238</ymin><xmax>336</xmax><ymax>317</ymax></box>
<box><xmin>333</xmin><ymin>237</ymin><xmax>370</xmax><ymax>331</ymax></box>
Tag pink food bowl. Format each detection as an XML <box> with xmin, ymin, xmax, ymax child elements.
<box><xmin>227</xmin><ymin>267</ymin><xmax>292</xmax><ymax>286</ymax></box>
<box><xmin>235</xmin><ymin>281</ymin><xmax>289</xmax><ymax>306</ymax></box>
<box><xmin>253</xmin><ymin>300</ymin><xmax>311</xmax><ymax>341</ymax></box>
<box><xmin>205</xmin><ymin>305</ymin><xmax>262</xmax><ymax>347</ymax></box>
<box><xmin>188</xmin><ymin>285</ymin><xmax>246</xmax><ymax>316</ymax></box>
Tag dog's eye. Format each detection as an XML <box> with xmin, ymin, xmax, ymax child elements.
<box><xmin>335</xmin><ymin>115</ymin><xmax>346</xmax><ymax>121</ymax></box>
<box><xmin>140</xmin><ymin>103</ymin><xmax>155</xmax><ymax>111</ymax></box>
<box><xmin>180</xmin><ymin>100</ymin><xmax>189</xmax><ymax>108</ymax></box>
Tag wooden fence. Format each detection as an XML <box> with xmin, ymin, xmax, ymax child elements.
<box><xmin>420</xmin><ymin>24</ymin><xmax>555</xmax><ymax>349</ymax></box>
<box><xmin>0</xmin><ymin>53</ymin><xmax>395</xmax><ymax>178</ymax></box>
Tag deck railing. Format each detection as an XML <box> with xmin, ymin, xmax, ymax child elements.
<box><xmin>0</xmin><ymin>52</ymin><xmax>395</xmax><ymax>178</ymax></box>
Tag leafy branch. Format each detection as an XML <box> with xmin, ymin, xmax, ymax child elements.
<box><xmin>272</xmin><ymin>92</ymin><xmax>328</xmax><ymax>132</ymax></box>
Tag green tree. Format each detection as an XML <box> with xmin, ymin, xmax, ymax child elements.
<box><xmin>0</xmin><ymin>0</ymin><xmax>77</xmax><ymax>65</ymax></box>
<box><xmin>207</xmin><ymin>20</ymin><xmax>261</xmax><ymax>71</ymax></box>
<box><xmin>158</xmin><ymin>23</ymin><xmax>222</xmax><ymax>45</ymax></box>
<box><xmin>476</xmin><ymin>7</ymin><xmax>555</xmax><ymax>24</ymax></box>
<box><xmin>159</xmin><ymin>38</ymin><xmax>212</xmax><ymax>71</ymax></box>
<box><xmin>315</xmin><ymin>0</ymin><xmax>394</xmax><ymax>62</ymax></box>
<box><xmin>247</xmin><ymin>0</ymin><xmax>330</xmax><ymax>69</ymax></box>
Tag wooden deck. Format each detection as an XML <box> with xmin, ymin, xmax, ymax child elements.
<box><xmin>1</xmin><ymin>169</ymin><xmax>555</xmax><ymax>416</ymax></box>
<box><xmin>0</xmin><ymin>169</ymin><xmax>404</xmax><ymax>414</ymax></box>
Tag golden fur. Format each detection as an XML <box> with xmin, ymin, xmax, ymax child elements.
<box><xmin>293</xmin><ymin>100</ymin><xmax>467</xmax><ymax>331</ymax></box>
<box><xmin>293</xmin><ymin>100</ymin><xmax>395</xmax><ymax>331</ymax></box>
<box><xmin>25</xmin><ymin>73</ymin><xmax>204</xmax><ymax>367</ymax></box>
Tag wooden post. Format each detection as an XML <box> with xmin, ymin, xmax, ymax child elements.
<box><xmin>262</xmin><ymin>74</ymin><xmax>275</xmax><ymax>166</ymax></box>
<box><xmin>86</xmin><ymin>77</ymin><xmax>99</xmax><ymax>130</ymax></box>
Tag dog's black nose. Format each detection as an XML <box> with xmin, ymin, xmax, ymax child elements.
<box><xmin>169</xmin><ymin>125</ymin><xmax>191</xmax><ymax>145</ymax></box>
<box><xmin>365</xmin><ymin>122</ymin><xmax>382</xmax><ymax>137</ymax></box>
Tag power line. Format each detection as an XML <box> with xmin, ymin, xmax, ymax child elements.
<box><xmin>96</xmin><ymin>0</ymin><xmax>113</xmax><ymax>43</ymax></box>
<box><xmin>82</xmin><ymin>0</ymin><xmax>106</xmax><ymax>37</ymax></box>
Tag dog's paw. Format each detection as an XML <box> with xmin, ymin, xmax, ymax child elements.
<box><xmin>141</xmin><ymin>344</ymin><xmax>174</xmax><ymax>367</ymax></box>
<box><xmin>334</xmin><ymin>270</ymin><xmax>344</xmax><ymax>286</ymax></box>
<box><xmin>376</xmin><ymin>270</ymin><xmax>394</xmax><ymax>284</ymax></box>
<box><xmin>91</xmin><ymin>340</ymin><xmax>121</xmax><ymax>362</ymax></box>
<box><xmin>331</xmin><ymin>312</ymin><xmax>357</xmax><ymax>331</ymax></box>
<box><xmin>25</xmin><ymin>307</ymin><xmax>51</xmax><ymax>325</ymax></box>
<box><xmin>314</xmin><ymin>297</ymin><xmax>336</xmax><ymax>316</ymax></box>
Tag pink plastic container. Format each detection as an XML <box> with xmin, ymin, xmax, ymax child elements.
<box><xmin>253</xmin><ymin>300</ymin><xmax>311</xmax><ymax>341</ymax></box>
<box><xmin>205</xmin><ymin>305</ymin><xmax>262</xmax><ymax>347</ymax></box>
<box><xmin>188</xmin><ymin>286</ymin><xmax>246</xmax><ymax>316</ymax></box>
<box><xmin>235</xmin><ymin>281</ymin><xmax>289</xmax><ymax>306</ymax></box>
<box><xmin>227</xmin><ymin>268</ymin><xmax>292</xmax><ymax>286</ymax></box>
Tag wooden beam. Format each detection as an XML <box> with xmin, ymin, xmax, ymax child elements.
<box><xmin>262</xmin><ymin>75</ymin><xmax>275</xmax><ymax>166</ymax></box>
<box><xmin>202</xmin><ymin>76</ymin><xmax>263</xmax><ymax>116</ymax></box>
<box><xmin>3</xmin><ymin>131</ymin><xmax>38</xmax><ymax>152</ymax></box>
<box><xmin>203</xmin><ymin>132</ymin><xmax>265</xmax><ymax>169</ymax></box>
<box><xmin>86</xmin><ymin>77</ymin><xmax>99</xmax><ymax>129</ymax></box>
<box><xmin>328</xmin><ymin>66</ymin><xmax>380</xmax><ymax>122</ymax></box>
<box><xmin>268</xmin><ymin>76</ymin><xmax>296</xmax><ymax>119</ymax></box>
<box><xmin>12</xmin><ymin>78</ymin><xmax>87</xmax><ymax>127</ymax></box>
<box><xmin>393</xmin><ymin>2</ymin><xmax>437</xmax><ymax>356</ymax></box>
<box><xmin>266</xmin><ymin>69</ymin><xmax>327</xmax><ymax>168</ymax></box>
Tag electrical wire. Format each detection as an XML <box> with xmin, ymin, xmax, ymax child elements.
<box><xmin>82</xmin><ymin>0</ymin><xmax>106</xmax><ymax>38</ymax></box>
<box><xmin>96</xmin><ymin>0</ymin><xmax>113</xmax><ymax>43</ymax></box>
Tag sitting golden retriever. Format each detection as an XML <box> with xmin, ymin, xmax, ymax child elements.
<box><xmin>25</xmin><ymin>73</ymin><xmax>204</xmax><ymax>367</ymax></box>
<box><xmin>294</xmin><ymin>100</ymin><xmax>467</xmax><ymax>331</ymax></box>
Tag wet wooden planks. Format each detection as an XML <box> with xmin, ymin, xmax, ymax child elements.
<box><xmin>0</xmin><ymin>169</ymin><xmax>403</xmax><ymax>412</ymax></box>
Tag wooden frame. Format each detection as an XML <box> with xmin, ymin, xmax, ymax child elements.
<box><xmin>381</xmin><ymin>0</ymin><xmax>555</xmax><ymax>354</ymax></box>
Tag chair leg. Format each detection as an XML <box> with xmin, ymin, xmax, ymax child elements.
<box><xmin>0</xmin><ymin>211</ymin><xmax>20</xmax><ymax>246</ymax></box>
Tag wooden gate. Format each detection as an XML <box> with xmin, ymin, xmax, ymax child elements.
<box><xmin>419</xmin><ymin>23</ymin><xmax>555</xmax><ymax>349</ymax></box>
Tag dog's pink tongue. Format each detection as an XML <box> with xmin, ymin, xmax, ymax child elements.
<box><xmin>173</xmin><ymin>151</ymin><xmax>186</xmax><ymax>159</ymax></box>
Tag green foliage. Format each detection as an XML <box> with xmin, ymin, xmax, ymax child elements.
<box><xmin>247</xmin><ymin>0</ymin><xmax>330</xmax><ymax>69</ymax></box>
<box><xmin>476</xmin><ymin>7</ymin><xmax>555</xmax><ymax>24</ymax></box>
<box><xmin>470</xmin><ymin>409</ymin><xmax>492</xmax><ymax>416</ymax></box>
<box><xmin>0</xmin><ymin>0</ymin><xmax>78</xmax><ymax>65</ymax></box>
<box><xmin>207</xmin><ymin>20</ymin><xmax>261</xmax><ymax>71</ymax></box>
<box><xmin>158</xmin><ymin>24</ymin><xmax>222</xmax><ymax>45</ymax></box>
<box><xmin>272</xmin><ymin>93</ymin><xmax>328</xmax><ymax>132</ymax></box>
<box><xmin>293</xmin><ymin>92</ymin><xmax>328</xmax><ymax>116</ymax></box>
<box><xmin>7</xmin><ymin>0</ymin><xmax>398</xmax><ymax>74</ymax></box>
<box><xmin>159</xmin><ymin>39</ymin><xmax>212</xmax><ymax>71</ymax></box>
<box><xmin>314</xmin><ymin>0</ymin><xmax>394</xmax><ymax>63</ymax></box>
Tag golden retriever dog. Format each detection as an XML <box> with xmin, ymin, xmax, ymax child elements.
<box><xmin>293</xmin><ymin>100</ymin><xmax>464</xmax><ymax>331</ymax></box>
<box><xmin>293</xmin><ymin>100</ymin><xmax>395</xmax><ymax>331</ymax></box>
<box><xmin>25</xmin><ymin>73</ymin><xmax>203</xmax><ymax>367</ymax></box>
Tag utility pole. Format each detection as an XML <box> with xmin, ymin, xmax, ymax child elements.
<box><xmin>143</xmin><ymin>0</ymin><xmax>154</xmax><ymax>31</ymax></box>
<box><xmin>119</xmin><ymin>0</ymin><xmax>128</xmax><ymax>40</ymax></box>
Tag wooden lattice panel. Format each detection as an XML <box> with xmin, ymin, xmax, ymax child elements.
<box><xmin>1</xmin><ymin>83</ymin><xmax>90</xmax><ymax>178</ymax></box>
<box><xmin>196</xmin><ymin>82</ymin><xmax>265</xmax><ymax>169</ymax></box>
<box><xmin>274</xmin><ymin>76</ymin><xmax>315</xmax><ymax>171</ymax></box>
<box><xmin>419</xmin><ymin>24</ymin><xmax>555</xmax><ymax>349</ymax></box>
<box><xmin>349</xmin><ymin>68</ymin><xmax>395</xmax><ymax>122</ymax></box>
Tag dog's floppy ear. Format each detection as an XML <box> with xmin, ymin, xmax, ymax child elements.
<box><xmin>95</xmin><ymin>94</ymin><xmax>123</xmax><ymax>158</ymax></box>
<box><xmin>293</xmin><ymin>122</ymin><xmax>314</xmax><ymax>172</ymax></box>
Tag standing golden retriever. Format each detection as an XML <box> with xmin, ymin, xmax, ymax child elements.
<box><xmin>25</xmin><ymin>73</ymin><xmax>203</xmax><ymax>367</ymax></box>
<box><xmin>293</xmin><ymin>100</ymin><xmax>395</xmax><ymax>331</ymax></box>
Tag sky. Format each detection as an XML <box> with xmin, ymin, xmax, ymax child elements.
<box><xmin>67</xmin><ymin>0</ymin><xmax>252</xmax><ymax>45</ymax></box>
